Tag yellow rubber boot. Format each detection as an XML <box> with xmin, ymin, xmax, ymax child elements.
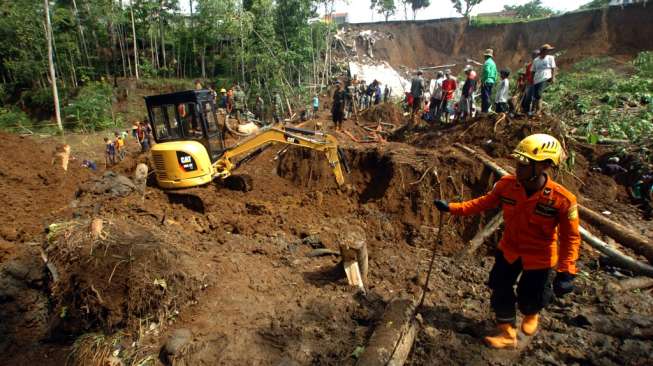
<box><xmin>521</xmin><ymin>314</ymin><xmax>539</xmax><ymax>336</ymax></box>
<box><xmin>484</xmin><ymin>323</ymin><xmax>518</xmax><ymax>349</ymax></box>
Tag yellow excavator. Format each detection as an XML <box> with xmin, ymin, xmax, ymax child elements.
<box><xmin>145</xmin><ymin>90</ymin><xmax>348</xmax><ymax>192</ymax></box>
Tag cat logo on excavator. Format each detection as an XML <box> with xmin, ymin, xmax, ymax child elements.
<box><xmin>144</xmin><ymin>90</ymin><xmax>348</xmax><ymax>193</ymax></box>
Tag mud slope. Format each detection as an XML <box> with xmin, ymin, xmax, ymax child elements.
<box><xmin>345</xmin><ymin>3</ymin><xmax>653</xmax><ymax>71</ymax></box>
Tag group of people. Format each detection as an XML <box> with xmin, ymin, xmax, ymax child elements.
<box><xmin>330</xmin><ymin>77</ymin><xmax>393</xmax><ymax>131</ymax></box>
<box><xmin>406</xmin><ymin>43</ymin><xmax>557</xmax><ymax>124</ymax></box>
<box><xmin>103</xmin><ymin>120</ymin><xmax>152</xmax><ymax>168</ymax></box>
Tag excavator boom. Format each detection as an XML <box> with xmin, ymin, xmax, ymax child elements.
<box><xmin>214</xmin><ymin>125</ymin><xmax>346</xmax><ymax>186</ymax></box>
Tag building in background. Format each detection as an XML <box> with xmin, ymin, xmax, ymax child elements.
<box><xmin>323</xmin><ymin>12</ymin><xmax>349</xmax><ymax>25</ymax></box>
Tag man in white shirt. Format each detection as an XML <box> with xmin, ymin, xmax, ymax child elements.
<box><xmin>429</xmin><ymin>71</ymin><xmax>445</xmax><ymax>122</ymax></box>
<box><xmin>495</xmin><ymin>68</ymin><xmax>511</xmax><ymax>114</ymax></box>
<box><xmin>530</xmin><ymin>44</ymin><xmax>556</xmax><ymax>116</ymax></box>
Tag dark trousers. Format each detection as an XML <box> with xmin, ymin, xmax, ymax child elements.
<box><xmin>521</xmin><ymin>85</ymin><xmax>534</xmax><ymax>113</ymax></box>
<box><xmin>481</xmin><ymin>83</ymin><xmax>494</xmax><ymax>113</ymax></box>
<box><xmin>488</xmin><ymin>251</ymin><xmax>553</xmax><ymax>324</ymax></box>
<box><xmin>495</xmin><ymin>102</ymin><xmax>509</xmax><ymax>113</ymax></box>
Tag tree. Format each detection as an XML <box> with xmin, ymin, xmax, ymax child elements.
<box><xmin>579</xmin><ymin>0</ymin><xmax>610</xmax><ymax>10</ymax></box>
<box><xmin>371</xmin><ymin>0</ymin><xmax>396</xmax><ymax>21</ymax></box>
<box><xmin>407</xmin><ymin>0</ymin><xmax>430</xmax><ymax>20</ymax></box>
<box><xmin>450</xmin><ymin>0</ymin><xmax>483</xmax><ymax>18</ymax></box>
<box><xmin>129</xmin><ymin>0</ymin><xmax>139</xmax><ymax>79</ymax></box>
<box><xmin>504</xmin><ymin>0</ymin><xmax>555</xmax><ymax>19</ymax></box>
<box><xmin>43</xmin><ymin>0</ymin><xmax>62</xmax><ymax>131</ymax></box>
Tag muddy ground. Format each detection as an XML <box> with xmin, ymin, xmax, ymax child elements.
<box><xmin>0</xmin><ymin>109</ymin><xmax>652</xmax><ymax>365</ymax></box>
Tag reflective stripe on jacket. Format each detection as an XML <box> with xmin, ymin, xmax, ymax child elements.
<box><xmin>449</xmin><ymin>175</ymin><xmax>581</xmax><ymax>274</ymax></box>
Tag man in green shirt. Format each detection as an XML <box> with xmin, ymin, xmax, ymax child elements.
<box><xmin>481</xmin><ymin>48</ymin><xmax>498</xmax><ymax>114</ymax></box>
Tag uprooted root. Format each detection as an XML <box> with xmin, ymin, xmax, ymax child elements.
<box><xmin>45</xmin><ymin>218</ymin><xmax>200</xmax><ymax>336</ymax></box>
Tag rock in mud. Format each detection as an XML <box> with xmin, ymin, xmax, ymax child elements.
<box><xmin>162</xmin><ymin>328</ymin><xmax>193</xmax><ymax>357</ymax></box>
<box><xmin>79</xmin><ymin>171</ymin><xmax>137</xmax><ymax>197</ymax></box>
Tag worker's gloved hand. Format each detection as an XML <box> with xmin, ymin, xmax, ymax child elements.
<box><xmin>434</xmin><ymin>200</ymin><xmax>450</xmax><ymax>212</ymax></box>
<box><xmin>553</xmin><ymin>272</ymin><xmax>575</xmax><ymax>297</ymax></box>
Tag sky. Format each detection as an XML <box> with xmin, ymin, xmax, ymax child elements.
<box><xmin>322</xmin><ymin>0</ymin><xmax>593</xmax><ymax>23</ymax></box>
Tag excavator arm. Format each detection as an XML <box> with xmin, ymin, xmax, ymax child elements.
<box><xmin>213</xmin><ymin>126</ymin><xmax>347</xmax><ymax>186</ymax></box>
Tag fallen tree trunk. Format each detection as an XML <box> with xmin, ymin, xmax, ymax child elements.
<box><xmin>578</xmin><ymin>206</ymin><xmax>653</xmax><ymax>265</ymax></box>
<box><xmin>580</xmin><ymin>227</ymin><xmax>653</xmax><ymax>277</ymax></box>
<box><xmin>356</xmin><ymin>295</ymin><xmax>420</xmax><ymax>366</ymax></box>
<box><xmin>605</xmin><ymin>276</ymin><xmax>653</xmax><ymax>293</ymax></box>
<box><xmin>466</xmin><ymin>213</ymin><xmax>503</xmax><ymax>255</ymax></box>
<box><xmin>454</xmin><ymin>143</ymin><xmax>653</xmax><ymax>278</ymax></box>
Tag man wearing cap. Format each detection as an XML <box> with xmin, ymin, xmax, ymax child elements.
<box><xmin>410</xmin><ymin>70</ymin><xmax>426</xmax><ymax>124</ymax></box>
<box><xmin>530</xmin><ymin>44</ymin><xmax>557</xmax><ymax>116</ymax></box>
<box><xmin>434</xmin><ymin>133</ymin><xmax>580</xmax><ymax>349</ymax></box>
<box><xmin>481</xmin><ymin>49</ymin><xmax>498</xmax><ymax>115</ymax></box>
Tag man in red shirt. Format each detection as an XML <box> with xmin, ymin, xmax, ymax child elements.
<box><xmin>520</xmin><ymin>50</ymin><xmax>539</xmax><ymax>114</ymax></box>
<box><xmin>440</xmin><ymin>69</ymin><xmax>457</xmax><ymax>123</ymax></box>
<box><xmin>435</xmin><ymin>134</ymin><xmax>580</xmax><ymax>349</ymax></box>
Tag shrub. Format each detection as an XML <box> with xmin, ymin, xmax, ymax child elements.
<box><xmin>0</xmin><ymin>106</ymin><xmax>32</xmax><ymax>131</ymax></box>
<box><xmin>63</xmin><ymin>82</ymin><xmax>116</xmax><ymax>132</ymax></box>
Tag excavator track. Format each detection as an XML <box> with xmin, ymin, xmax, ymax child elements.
<box><xmin>165</xmin><ymin>174</ymin><xmax>253</xmax><ymax>213</ymax></box>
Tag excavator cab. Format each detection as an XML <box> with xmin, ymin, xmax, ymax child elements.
<box><xmin>145</xmin><ymin>90</ymin><xmax>225</xmax><ymax>188</ymax></box>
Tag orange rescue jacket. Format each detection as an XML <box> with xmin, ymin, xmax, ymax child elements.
<box><xmin>449</xmin><ymin>175</ymin><xmax>581</xmax><ymax>274</ymax></box>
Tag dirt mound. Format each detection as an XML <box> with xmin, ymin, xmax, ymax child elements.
<box><xmin>361</xmin><ymin>103</ymin><xmax>405</xmax><ymax>124</ymax></box>
<box><xmin>0</xmin><ymin>133</ymin><xmax>93</xmax><ymax>246</ymax></box>
<box><xmin>403</xmin><ymin>115</ymin><xmax>566</xmax><ymax>159</ymax></box>
<box><xmin>45</xmin><ymin>218</ymin><xmax>201</xmax><ymax>335</ymax></box>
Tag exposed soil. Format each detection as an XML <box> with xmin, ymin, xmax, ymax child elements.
<box><xmin>1</xmin><ymin>102</ymin><xmax>652</xmax><ymax>365</ymax></box>
<box><xmin>341</xmin><ymin>3</ymin><xmax>653</xmax><ymax>75</ymax></box>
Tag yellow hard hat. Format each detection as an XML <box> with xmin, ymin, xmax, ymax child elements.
<box><xmin>512</xmin><ymin>133</ymin><xmax>564</xmax><ymax>166</ymax></box>
<box><xmin>220</xmin><ymin>88</ymin><xmax>227</xmax><ymax>93</ymax></box>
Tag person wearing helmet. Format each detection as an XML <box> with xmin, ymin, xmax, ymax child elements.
<box><xmin>434</xmin><ymin>134</ymin><xmax>580</xmax><ymax>349</ymax></box>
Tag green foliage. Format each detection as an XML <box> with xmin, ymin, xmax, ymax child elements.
<box><xmin>63</xmin><ymin>82</ymin><xmax>116</xmax><ymax>132</ymax></box>
<box><xmin>451</xmin><ymin>0</ymin><xmax>484</xmax><ymax>18</ymax></box>
<box><xmin>504</xmin><ymin>0</ymin><xmax>555</xmax><ymax>19</ymax></box>
<box><xmin>371</xmin><ymin>0</ymin><xmax>397</xmax><ymax>21</ymax></box>
<box><xmin>578</xmin><ymin>0</ymin><xmax>610</xmax><ymax>10</ymax></box>
<box><xmin>0</xmin><ymin>107</ymin><xmax>32</xmax><ymax>131</ymax></box>
<box><xmin>547</xmin><ymin>53</ymin><xmax>653</xmax><ymax>142</ymax></box>
<box><xmin>634</xmin><ymin>51</ymin><xmax>653</xmax><ymax>78</ymax></box>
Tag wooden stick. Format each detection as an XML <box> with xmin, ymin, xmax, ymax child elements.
<box><xmin>578</xmin><ymin>206</ymin><xmax>653</xmax><ymax>265</ymax></box>
<box><xmin>454</xmin><ymin>143</ymin><xmax>653</xmax><ymax>277</ymax></box>
<box><xmin>465</xmin><ymin>213</ymin><xmax>504</xmax><ymax>255</ymax></box>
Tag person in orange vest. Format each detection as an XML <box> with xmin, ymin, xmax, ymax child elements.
<box><xmin>434</xmin><ymin>134</ymin><xmax>580</xmax><ymax>349</ymax></box>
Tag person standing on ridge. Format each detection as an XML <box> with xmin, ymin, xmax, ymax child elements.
<box><xmin>481</xmin><ymin>49</ymin><xmax>498</xmax><ymax>115</ymax></box>
<box><xmin>434</xmin><ymin>134</ymin><xmax>580</xmax><ymax>349</ymax></box>
<box><xmin>410</xmin><ymin>70</ymin><xmax>426</xmax><ymax>124</ymax></box>
<box><xmin>459</xmin><ymin>65</ymin><xmax>477</xmax><ymax>122</ymax></box>
<box><xmin>440</xmin><ymin>69</ymin><xmax>457</xmax><ymax>123</ymax></box>
<box><xmin>332</xmin><ymin>81</ymin><xmax>346</xmax><ymax>132</ymax></box>
<box><xmin>530</xmin><ymin>44</ymin><xmax>557</xmax><ymax>117</ymax></box>
<box><xmin>495</xmin><ymin>68</ymin><xmax>511</xmax><ymax>115</ymax></box>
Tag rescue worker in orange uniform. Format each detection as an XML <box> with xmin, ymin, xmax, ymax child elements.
<box><xmin>434</xmin><ymin>134</ymin><xmax>581</xmax><ymax>348</ymax></box>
